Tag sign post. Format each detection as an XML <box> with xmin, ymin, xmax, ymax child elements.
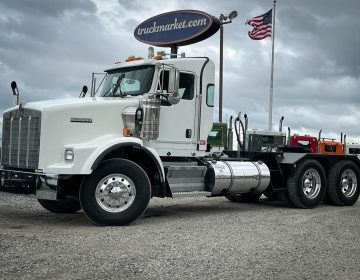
<box><xmin>217</xmin><ymin>11</ymin><xmax>238</xmax><ymax>123</ymax></box>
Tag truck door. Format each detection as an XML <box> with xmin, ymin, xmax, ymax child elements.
<box><xmin>156</xmin><ymin>70</ymin><xmax>197</xmax><ymax>144</ymax></box>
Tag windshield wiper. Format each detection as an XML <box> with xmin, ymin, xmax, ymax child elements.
<box><xmin>112</xmin><ymin>73</ymin><xmax>125</xmax><ymax>97</ymax></box>
<box><xmin>103</xmin><ymin>83</ymin><xmax>115</xmax><ymax>97</ymax></box>
<box><xmin>102</xmin><ymin>73</ymin><xmax>125</xmax><ymax>97</ymax></box>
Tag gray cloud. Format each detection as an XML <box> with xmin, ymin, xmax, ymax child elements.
<box><xmin>1</xmin><ymin>0</ymin><xmax>96</xmax><ymax>17</ymax></box>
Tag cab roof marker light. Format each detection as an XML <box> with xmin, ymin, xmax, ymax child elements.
<box><xmin>125</xmin><ymin>57</ymin><xmax>144</xmax><ymax>62</ymax></box>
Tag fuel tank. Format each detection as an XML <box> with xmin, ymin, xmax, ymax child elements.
<box><xmin>205</xmin><ymin>160</ymin><xmax>271</xmax><ymax>195</ymax></box>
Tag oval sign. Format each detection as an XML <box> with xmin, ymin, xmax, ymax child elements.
<box><xmin>134</xmin><ymin>10</ymin><xmax>220</xmax><ymax>47</ymax></box>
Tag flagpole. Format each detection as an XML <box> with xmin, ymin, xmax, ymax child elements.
<box><xmin>268</xmin><ymin>0</ymin><xmax>276</xmax><ymax>131</ymax></box>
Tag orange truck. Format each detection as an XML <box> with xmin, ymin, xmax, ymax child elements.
<box><xmin>290</xmin><ymin>130</ymin><xmax>345</xmax><ymax>155</ymax></box>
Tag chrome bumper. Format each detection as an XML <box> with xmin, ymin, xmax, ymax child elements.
<box><xmin>0</xmin><ymin>168</ymin><xmax>59</xmax><ymax>200</ymax></box>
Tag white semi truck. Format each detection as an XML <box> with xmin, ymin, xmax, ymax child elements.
<box><xmin>1</xmin><ymin>50</ymin><xmax>359</xmax><ymax>225</ymax></box>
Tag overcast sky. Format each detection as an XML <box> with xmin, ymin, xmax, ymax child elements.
<box><xmin>0</xmin><ymin>0</ymin><xmax>359</xmax><ymax>142</ymax></box>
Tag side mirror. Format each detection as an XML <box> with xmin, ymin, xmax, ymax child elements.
<box><xmin>11</xmin><ymin>80</ymin><xmax>20</xmax><ymax>106</ymax></box>
<box><xmin>168</xmin><ymin>68</ymin><xmax>180</xmax><ymax>105</ymax></box>
<box><xmin>11</xmin><ymin>81</ymin><xmax>18</xmax><ymax>95</ymax></box>
<box><xmin>79</xmin><ymin>85</ymin><xmax>88</xmax><ymax>98</ymax></box>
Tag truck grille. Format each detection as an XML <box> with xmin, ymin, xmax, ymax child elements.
<box><xmin>1</xmin><ymin>109</ymin><xmax>41</xmax><ymax>170</ymax></box>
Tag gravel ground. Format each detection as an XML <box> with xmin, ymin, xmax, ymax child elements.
<box><xmin>0</xmin><ymin>193</ymin><xmax>359</xmax><ymax>280</ymax></box>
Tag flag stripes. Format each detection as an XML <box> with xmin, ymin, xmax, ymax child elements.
<box><xmin>246</xmin><ymin>9</ymin><xmax>272</xmax><ymax>40</ymax></box>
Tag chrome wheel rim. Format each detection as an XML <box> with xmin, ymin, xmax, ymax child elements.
<box><xmin>95</xmin><ymin>174</ymin><xmax>136</xmax><ymax>213</ymax></box>
<box><xmin>341</xmin><ymin>169</ymin><xmax>357</xmax><ymax>198</ymax></box>
<box><xmin>302</xmin><ymin>168</ymin><xmax>321</xmax><ymax>199</ymax></box>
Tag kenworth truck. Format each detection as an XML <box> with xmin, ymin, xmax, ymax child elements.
<box><xmin>1</xmin><ymin>50</ymin><xmax>359</xmax><ymax>225</ymax></box>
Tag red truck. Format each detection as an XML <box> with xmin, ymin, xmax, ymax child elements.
<box><xmin>290</xmin><ymin>130</ymin><xmax>345</xmax><ymax>155</ymax></box>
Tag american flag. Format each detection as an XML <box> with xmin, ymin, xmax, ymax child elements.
<box><xmin>246</xmin><ymin>9</ymin><xmax>272</xmax><ymax>40</ymax></box>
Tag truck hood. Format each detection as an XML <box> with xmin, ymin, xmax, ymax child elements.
<box><xmin>1</xmin><ymin>96</ymin><xmax>143</xmax><ymax>172</ymax></box>
<box><xmin>5</xmin><ymin>97</ymin><xmax>140</xmax><ymax>113</ymax></box>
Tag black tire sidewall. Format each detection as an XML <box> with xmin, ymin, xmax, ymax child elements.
<box><xmin>38</xmin><ymin>199</ymin><xmax>81</xmax><ymax>213</ymax></box>
<box><xmin>278</xmin><ymin>191</ymin><xmax>293</xmax><ymax>207</ymax></box>
<box><xmin>292</xmin><ymin>160</ymin><xmax>326</xmax><ymax>208</ymax></box>
<box><xmin>334</xmin><ymin>161</ymin><xmax>360</xmax><ymax>206</ymax></box>
<box><xmin>80</xmin><ymin>159</ymin><xmax>151</xmax><ymax>226</ymax></box>
<box><xmin>225</xmin><ymin>192</ymin><xmax>262</xmax><ymax>203</ymax></box>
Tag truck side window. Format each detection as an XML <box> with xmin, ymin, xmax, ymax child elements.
<box><xmin>298</xmin><ymin>140</ymin><xmax>310</xmax><ymax>148</ymax></box>
<box><xmin>325</xmin><ymin>145</ymin><xmax>336</xmax><ymax>152</ymax></box>
<box><xmin>158</xmin><ymin>71</ymin><xmax>169</xmax><ymax>92</ymax></box>
<box><xmin>157</xmin><ymin>71</ymin><xmax>170</xmax><ymax>106</ymax></box>
<box><xmin>206</xmin><ymin>84</ymin><xmax>215</xmax><ymax>107</ymax></box>
<box><xmin>179</xmin><ymin>73</ymin><xmax>195</xmax><ymax>100</ymax></box>
<box><xmin>158</xmin><ymin>71</ymin><xmax>195</xmax><ymax>100</ymax></box>
<box><xmin>349</xmin><ymin>148</ymin><xmax>360</xmax><ymax>154</ymax></box>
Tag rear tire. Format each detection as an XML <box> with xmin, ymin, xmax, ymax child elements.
<box><xmin>225</xmin><ymin>192</ymin><xmax>262</xmax><ymax>203</ymax></box>
<box><xmin>38</xmin><ymin>199</ymin><xmax>81</xmax><ymax>213</ymax></box>
<box><xmin>327</xmin><ymin>160</ymin><xmax>360</xmax><ymax>206</ymax></box>
<box><xmin>287</xmin><ymin>159</ymin><xmax>326</xmax><ymax>208</ymax></box>
<box><xmin>322</xmin><ymin>194</ymin><xmax>335</xmax><ymax>205</ymax></box>
<box><xmin>278</xmin><ymin>192</ymin><xmax>293</xmax><ymax>207</ymax></box>
<box><xmin>79</xmin><ymin>159</ymin><xmax>151</xmax><ymax>226</ymax></box>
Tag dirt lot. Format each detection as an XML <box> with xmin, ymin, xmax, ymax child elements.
<box><xmin>0</xmin><ymin>193</ymin><xmax>359</xmax><ymax>280</ymax></box>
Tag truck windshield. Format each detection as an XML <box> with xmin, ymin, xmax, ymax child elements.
<box><xmin>99</xmin><ymin>65</ymin><xmax>154</xmax><ymax>97</ymax></box>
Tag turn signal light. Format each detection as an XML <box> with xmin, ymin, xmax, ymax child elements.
<box><xmin>123</xmin><ymin>128</ymin><xmax>131</xmax><ymax>137</ymax></box>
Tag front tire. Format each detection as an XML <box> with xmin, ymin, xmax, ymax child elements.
<box><xmin>80</xmin><ymin>159</ymin><xmax>151</xmax><ymax>226</ymax></box>
<box><xmin>287</xmin><ymin>159</ymin><xmax>326</xmax><ymax>208</ymax></box>
<box><xmin>327</xmin><ymin>160</ymin><xmax>360</xmax><ymax>206</ymax></box>
<box><xmin>38</xmin><ymin>199</ymin><xmax>81</xmax><ymax>213</ymax></box>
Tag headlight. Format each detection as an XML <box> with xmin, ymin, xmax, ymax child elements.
<box><xmin>64</xmin><ymin>149</ymin><xmax>74</xmax><ymax>162</ymax></box>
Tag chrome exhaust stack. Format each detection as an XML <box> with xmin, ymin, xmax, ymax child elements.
<box><xmin>279</xmin><ymin>116</ymin><xmax>284</xmax><ymax>132</ymax></box>
<box><xmin>244</xmin><ymin>114</ymin><xmax>248</xmax><ymax>133</ymax></box>
<box><xmin>318</xmin><ymin>129</ymin><xmax>322</xmax><ymax>153</ymax></box>
<box><xmin>244</xmin><ymin>114</ymin><xmax>248</xmax><ymax>149</ymax></box>
<box><xmin>287</xmin><ymin>127</ymin><xmax>291</xmax><ymax>145</ymax></box>
<box><xmin>227</xmin><ymin>116</ymin><xmax>233</xmax><ymax>150</ymax></box>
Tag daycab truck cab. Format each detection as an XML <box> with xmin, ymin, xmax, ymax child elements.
<box><xmin>1</xmin><ymin>52</ymin><xmax>360</xmax><ymax>226</ymax></box>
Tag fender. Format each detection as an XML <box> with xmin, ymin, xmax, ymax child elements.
<box><xmin>91</xmin><ymin>142</ymin><xmax>165</xmax><ymax>184</ymax></box>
